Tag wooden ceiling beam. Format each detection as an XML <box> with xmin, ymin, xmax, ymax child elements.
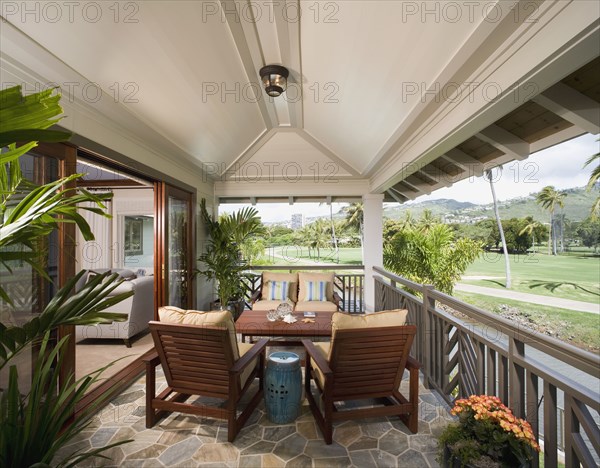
<box><xmin>477</xmin><ymin>124</ymin><xmax>530</xmax><ymax>161</ymax></box>
<box><xmin>532</xmin><ymin>82</ymin><xmax>600</xmax><ymax>135</ymax></box>
<box><xmin>441</xmin><ymin>148</ymin><xmax>484</xmax><ymax>177</ymax></box>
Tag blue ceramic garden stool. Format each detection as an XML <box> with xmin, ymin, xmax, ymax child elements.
<box><xmin>264</xmin><ymin>352</ymin><xmax>302</xmax><ymax>423</ymax></box>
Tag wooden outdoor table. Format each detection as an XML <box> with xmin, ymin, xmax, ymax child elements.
<box><xmin>235</xmin><ymin>310</ymin><xmax>334</xmax><ymax>345</ymax></box>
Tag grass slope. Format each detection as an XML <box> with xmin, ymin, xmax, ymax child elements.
<box><xmin>462</xmin><ymin>252</ymin><xmax>600</xmax><ymax>304</ymax></box>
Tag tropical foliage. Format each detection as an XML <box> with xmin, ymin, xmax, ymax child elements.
<box><xmin>383</xmin><ymin>215</ymin><xmax>482</xmax><ymax>294</ymax></box>
<box><xmin>583</xmin><ymin>147</ymin><xmax>599</xmax><ymax>220</ymax></box>
<box><xmin>197</xmin><ymin>199</ymin><xmax>265</xmax><ymax>310</ymax></box>
<box><xmin>0</xmin><ymin>85</ymin><xmax>132</xmax><ymax>467</ymax></box>
<box><xmin>535</xmin><ymin>186</ymin><xmax>567</xmax><ymax>255</ymax></box>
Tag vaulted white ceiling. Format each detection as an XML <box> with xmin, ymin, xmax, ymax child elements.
<box><xmin>2</xmin><ymin>0</ymin><xmax>599</xmax><ymax>201</ymax></box>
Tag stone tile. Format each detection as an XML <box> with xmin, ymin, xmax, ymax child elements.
<box><xmin>273</xmin><ymin>433</ymin><xmax>307</xmax><ymax>461</ymax></box>
<box><xmin>378</xmin><ymin>429</ymin><xmax>409</xmax><ymax>456</ymax></box>
<box><xmin>349</xmin><ymin>450</ymin><xmax>377</xmax><ymax>468</ymax></box>
<box><xmin>359</xmin><ymin>418</ymin><xmax>393</xmax><ymax>439</ymax></box>
<box><xmin>126</xmin><ymin>444</ymin><xmax>168</xmax><ymax>459</ymax></box>
<box><xmin>157</xmin><ymin>429</ymin><xmax>196</xmax><ymax>445</ymax></box>
<box><xmin>123</xmin><ymin>441</ymin><xmax>167</xmax><ymax>460</ymax></box>
<box><xmin>333</xmin><ymin>421</ymin><xmax>361</xmax><ymax>447</ymax></box>
<box><xmin>264</xmin><ymin>425</ymin><xmax>296</xmax><ymax>442</ymax></box>
<box><xmin>227</xmin><ymin>425</ymin><xmax>259</xmax><ymax>451</ymax></box>
<box><xmin>240</xmin><ymin>440</ymin><xmax>276</xmax><ymax>455</ymax></box>
<box><xmin>370</xmin><ymin>448</ymin><xmax>397</xmax><ymax>468</ymax></box>
<box><xmin>196</xmin><ymin>422</ymin><xmax>219</xmax><ymax>441</ymax></box>
<box><xmin>158</xmin><ymin>437</ymin><xmax>202</xmax><ymax>466</ymax></box>
<box><xmin>424</xmin><ymin>450</ymin><xmax>442</xmax><ymax>468</ymax></box>
<box><xmin>296</xmin><ymin>421</ymin><xmax>319</xmax><ymax>440</ymax></box>
<box><xmin>143</xmin><ymin>460</ymin><xmax>165</xmax><ymax>467</ymax></box>
<box><xmin>109</xmin><ymin>426</ymin><xmax>137</xmax><ymax>445</ymax></box>
<box><xmin>193</xmin><ymin>443</ymin><xmax>239</xmax><ymax>463</ymax></box>
<box><xmin>347</xmin><ymin>436</ymin><xmax>378</xmax><ymax>451</ymax></box>
<box><xmin>304</xmin><ymin>440</ymin><xmax>347</xmax><ymax>458</ymax></box>
<box><xmin>112</xmin><ymin>390</ymin><xmax>145</xmax><ymax>406</ymax></box>
<box><xmin>239</xmin><ymin>455</ymin><xmax>262</xmax><ymax>467</ymax></box>
<box><xmin>313</xmin><ymin>456</ymin><xmax>352</xmax><ymax>467</ymax></box>
<box><xmin>408</xmin><ymin>434</ymin><xmax>438</xmax><ymax>453</ymax></box>
<box><xmin>262</xmin><ymin>453</ymin><xmax>286</xmax><ymax>467</ymax></box>
<box><xmin>159</xmin><ymin>414</ymin><xmax>201</xmax><ymax>431</ymax></box>
<box><xmin>286</xmin><ymin>454</ymin><xmax>313</xmax><ymax>468</ymax></box>
<box><xmin>397</xmin><ymin>449</ymin><xmax>429</xmax><ymax>467</ymax></box>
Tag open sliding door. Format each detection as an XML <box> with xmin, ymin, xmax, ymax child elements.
<box><xmin>155</xmin><ymin>183</ymin><xmax>195</xmax><ymax>311</ymax></box>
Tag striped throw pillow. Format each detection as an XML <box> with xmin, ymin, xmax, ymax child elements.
<box><xmin>268</xmin><ymin>281</ymin><xmax>290</xmax><ymax>301</ymax></box>
<box><xmin>305</xmin><ymin>280</ymin><xmax>328</xmax><ymax>301</ymax></box>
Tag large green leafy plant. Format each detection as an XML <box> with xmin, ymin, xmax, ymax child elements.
<box><xmin>196</xmin><ymin>199</ymin><xmax>264</xmax><ymax>315</ymax></box>
<box><xmin>383</xmin><ymin>216</ymin><xmax>481</xmax><ymax>294</ymax></box>
<box><xmin>0</xmin><ymin>85</ymin><xmax>132</xmax><ymax>467</ymax></box>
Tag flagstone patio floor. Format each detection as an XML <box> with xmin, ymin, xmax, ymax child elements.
<box><xmin>59</xmin><ymin>367</ymin><xmax>453</xmax><ymax>467</ymax></box>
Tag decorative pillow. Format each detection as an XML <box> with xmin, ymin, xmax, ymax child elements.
<box><xmin>266</xmin><ymin>280</ymin><xmax>290</xmax><ymax>301</ymax></box>
<box><xmin>87</xmin><ymin>269</ymin><xmax>110</xmax><ymax>283</ymax></box>
<box><xmin>298</xmin><ymin>272</ymin><xmax>334</xmax><ymax>302</ymax></box>
<box><xmin>158</xmin><ymin>306</ymin><xmax>239</xmax><ymax>359</ymax></box>
<box><xmin>304</xmin><ymin>280</ymin><xmax>329</xmax><ymax>301</ymax></box>
<box><xmin>262</xmin><ymin>272</ymin><xmax>298</xmax><ymax>302</ymax></box>
<box><xmin>118</xmin><ymin>269</ymin><xmax>137</xmax><ymax>281</ymax></box>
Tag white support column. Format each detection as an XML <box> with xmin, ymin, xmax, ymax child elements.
<box><xmin>362</xmin><ymin>193</ymin><xmax>384</xmax><ymax>313</ymax></box>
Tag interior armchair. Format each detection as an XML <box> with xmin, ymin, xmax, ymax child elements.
<box><xmin>251</xmin><ymin>271</ymin><xmax>342</xmax><ymax>312</ymax></box>
<box><xmin>302</xmin><ymin>310</ymin><xmax>420</xmax><ymax>444</ymax></box>
<box><xmin>144</xmin><ymin>307</ymin><xmax>267</xmax><ymax>442</ymax></box>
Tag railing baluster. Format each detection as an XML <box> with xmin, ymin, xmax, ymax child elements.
<box><xmin>509</xmin><ymin>337</ymin><xmax>526</xmax><ymax>418</ymax></box>
<box><xmin>526</xmin><ymin>370</ymin><xmax>540</xmax><ymax>468</ymax></box>
<box><xmin>498</xmin><ymin>355</ymin><xmax>509</xmax><ymax>405</ymax></box>
<box><xmin>544</xmin><ymin>382</ymin><xmax>558</xmax><ymax>467</ymax></box>
<box><xmin>476</xmin><ymin>340</ymin><xmax>485</xmax><ymax>395</ymax></box>
<box><xmin>487</xmin><ymin>348</ymin><xmax>496</xmax><ymax>395</ymax></box>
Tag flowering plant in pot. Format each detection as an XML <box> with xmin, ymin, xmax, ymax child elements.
<box><xmin>438</xmin><ymin>394</ymin><xmax>540</xmax><ymax>468</ymax></box>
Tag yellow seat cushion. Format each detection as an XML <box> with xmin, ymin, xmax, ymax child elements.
<box><xmin>262</xmin><ymin>272</ymin><xmax>299</xmax><ymax>302</ymax></box>
<box><xmin>251</xmin><ymin>298</ymin><xmax>295</xmax><ymax>312</ymax></box>
<box><xmin>298</xmin><ymin>272</ymin><xmax>335</xmax><ymax>302</ymax></box>
<box><xmin>158</xmin><ymin>306</ymin><xmax>239</xmax><ymax>360</ymax></box>
<box><xmin>295</xmin><ymin>301</ymin><xmax>338</xmax><ymax>312</ymax></box>
<box><xmin>310</xmin><ymin>342</ymin><xmax>331</xmax><ymax>389</ymax></box>
<box><xmin>238</xmin><ymin>342</ymin><xmax>260</xmax><ymax>387</ymax></box>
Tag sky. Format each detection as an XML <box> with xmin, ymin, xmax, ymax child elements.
<box><xmin>220</xmin><ymin>133</ymin><xmax>599</xmax><ymax>223</ymax></box>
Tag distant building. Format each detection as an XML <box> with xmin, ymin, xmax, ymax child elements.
<box><xmin>291</xmin><ymin>213</ymin><xmax>304</xmax><ymax>230</ymax></box>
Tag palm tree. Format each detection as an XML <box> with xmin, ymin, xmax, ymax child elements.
<box><xmin>343</xmin><ymin>202</ymin><xmax>364</xmax><ymax>244</ymax></box>
<box><xmin>583</xmin><ymin>148</ymin><xmax>599</xmax><ymax>220</ymax></box>
<box><xmin>417</xmin><ymin>209</ymin><xmax>439</xmax><ymax>232</ymax></box>
<box><xmin>519</xmin><ymin>218</ymin><xmax>543</xmax><ymax>254</ymax></box>
<box><xmin>535</xmin><ymin>186</ymin><xmax>566</xmax><ymax>255</ymax></box>
<box><xmin>486</xmin><ymin>168</ymin><xmax>511</xmax><ymax>288</ymax></box>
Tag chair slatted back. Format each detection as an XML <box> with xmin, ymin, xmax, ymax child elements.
<box><xmin>329</xmin><ymin>325</ymin><xmax>416</xmax><ymax>400</ymax></box>
<box><xmin>149</xmin><ymin>321</ymin><xmax>237</xmax><ymax>398</ymax></box>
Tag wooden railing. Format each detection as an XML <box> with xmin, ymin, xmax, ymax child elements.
<box><xmin>374</xmin><ymin>266</ymin><xmax>600</xmax><ymax>468</ymax></box>
<box><xmin>244</xmin><ymin>265</ymin><xmax>364</xmax><ymax>313</ymax></box>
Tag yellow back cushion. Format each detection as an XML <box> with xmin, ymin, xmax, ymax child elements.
<box><xmin>298</xmin><ymin>272</ymin><xmax>334</xmax><ymax>302</ymax></box>
<box><xmin>329</xmin><ymin>309</ymin><xmax>409</xmax><ymax>358</ymax></box>
<box><xmin>262</xmin><ymin>272</ymin><xmax>298</xmax><ymax>302</ymax></box>
<box><xmin>158</xmin><ymin>306</ymin><xmax>239</xmax><ymax>360</ymax></box>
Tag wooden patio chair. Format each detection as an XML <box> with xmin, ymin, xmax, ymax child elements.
<box><xmin>303</xmin><ymin>324</ymin><xmax>420</xmax><ymax>444</ymax></box>
<box><xmin>144</xmin><ymin>321</ymin><xmax>268</xmax><ymax>442</ymax></box>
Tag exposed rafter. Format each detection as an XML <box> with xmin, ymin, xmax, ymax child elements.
<box><xmin>532</xmin><ymin>82</ymin><xmax>600</xmax><ymax>135</ymax></box>
<box><xmin>441</xmin><ymin>149</ymin><xmax>484</xmax><ymax>177</ymax></box>
<box><xmin>477</xmin><ymin>125</ymin><xmax>530</xmax><ymax>161</ymax></box>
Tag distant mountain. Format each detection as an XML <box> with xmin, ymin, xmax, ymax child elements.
<box><xmin>382</xmin><ymin>187</ymin><xmax>596</xmax><ymax>223</ymax></box>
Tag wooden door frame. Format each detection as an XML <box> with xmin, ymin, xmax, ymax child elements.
<box><xmin>154</xmin><ymin>182</ymin><xmax>196</xmax><ymax>312</ymax></box>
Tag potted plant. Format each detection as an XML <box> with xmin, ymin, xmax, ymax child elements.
<box><xmin>438</xmin><ymin>394</ymin><xmax>540</xmax><ymax>468</ymax></box>
<box><xmin>196</xmin><ymin>199</ymin><xmax>264</xmax><ymax>320</ymax></box>
<box><xmin>0</xmin><ymin>85</ymin><xmax>133</xmax><ymax>466</ymax></box>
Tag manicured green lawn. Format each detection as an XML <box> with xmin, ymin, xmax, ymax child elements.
<box><xmin>462</xmin><ymin>252</ymin><xmax>600</xmax><ymax>304</ymax></box>
<box><xmin>455</xmin><ymin>291</ymin><xmax>600</xmax><ymax>352</ymax></box>
<box><xmin>258</xmin><ymin>246</ymin><xmax>363</xmax><ymax>265</ymax></box>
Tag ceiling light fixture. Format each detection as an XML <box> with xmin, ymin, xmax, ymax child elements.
<box><xmin>259</xmin><ymin>65</ymin><xmax>289</xmax><ymax>97</ymax></box>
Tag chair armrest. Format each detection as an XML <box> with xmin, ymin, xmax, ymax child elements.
<box><xmin>332</xmin><ymin>291</ymin><xmax>342</xmax><ymax>304</ymax></box>
<box><xmin>302</xmin><ymin>339</ymin><xmax>332</xmax><ymax>376</ymax></box>
<box><xmin>142</xmin><ymin>350</ymin><xmax>160</xmax><ymax>367</ymax></box>
<box><xmin>250</xmin><ymin>289</ymin><xmax>262</xmax><ymax>304</ymax></box>
<box><xmin>406</xmin><ymin>356</ymin><xmax>421</xmax><ymax>370</ymax></box>
<box><xmin>230</xmin><ymin>338</ymin><xmax>268</xmax><ymax>375</ymax></box>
